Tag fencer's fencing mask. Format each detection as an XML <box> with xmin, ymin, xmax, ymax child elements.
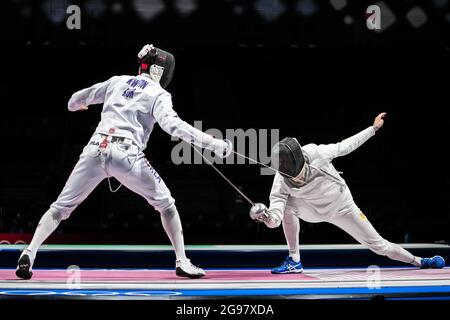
<box><xmin>271</xmin><ymin>137</ymin><xmax>305</xmax><ymax>178</ymax></box>
<box><xmin>137</xmin><ymin>44</ymin><xmax>175</xmax><ymax>88</ymax></box>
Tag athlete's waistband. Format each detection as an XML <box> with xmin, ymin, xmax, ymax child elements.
<box><xmin>99</xmin><ymin>134</ymin><xmax>133</xmax><ymax>145</ymax></box>
<box><xmin>93</xmin><ymin>129</ymin><xmax>142</xmax><ymax>149</ymax></box>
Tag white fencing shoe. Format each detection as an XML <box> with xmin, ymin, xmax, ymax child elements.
<box><xmin>175</xmin><ymin>259</ymin><xmax>206</xmax><ymax>278</ymax></box>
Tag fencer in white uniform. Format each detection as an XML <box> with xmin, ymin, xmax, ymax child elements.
<box><xmin>250</xmin><ymin>113</ymin><xmax>445</xmax><ymax>273</ymax></box>
<box><xmin>16</xmin><ymin>44</ymin><xmax>232</xmax><ymax>279</ymax></box>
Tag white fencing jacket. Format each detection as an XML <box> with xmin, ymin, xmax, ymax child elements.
<box><xmin>268</xmin><ymin>126</ymin><xmax>376</xmax><ymax>222</ymax></box>
<box><xmin>68</xmin><ymin>73</ymin><xmax>218</xmax><ymax>151</ymax></box>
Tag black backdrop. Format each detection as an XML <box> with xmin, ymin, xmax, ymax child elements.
<box><xmin>1</xmin><ymin>0</ymin><xmax>449</xmax><ymax>244</ymax></box>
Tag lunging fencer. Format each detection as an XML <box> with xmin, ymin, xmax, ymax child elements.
<box><xmin>16</xmin><ymin>44</ymin><xmax>232</xmax><ymax>279</ymax></box>
<box><xmin>250</xmin><ymin>113</ymin><xmax>445</xmax><ymax>273</ymax></box>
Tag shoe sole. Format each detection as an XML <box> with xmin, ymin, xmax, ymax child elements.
<box><xmin>271</xmin><ymin>269</ymin><xmax>304</xmax><ymax>274</ymax></box>
<box><xmin>430</xmin><ymin>263</ymin><xmax>445</xmax><ymax>269</ymax></box>
<box><xmin>175</xmin><ymin>267</ymin><xmax>205</xmax><ymax>279</ymax></box>
<box><xmin>16</xmin><ymin>268</ymin><xmax>33</xmax><ymax>280</ymax></box>
<box><xmin>16</xmin><ymin>255</ymin><xmax>33</xmax><ymax>280</ymax></box>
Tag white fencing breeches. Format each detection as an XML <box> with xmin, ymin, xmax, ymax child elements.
<box><xmin>285</xmin><ymin>196</ymin><xmax>417</xmax><ymax>265</ymax></box>
<box><xmin>329</xmin><ymin>211</ymin><xmax>416</xmax><ymax>264</ymax></box>
<box><xmin>50</xmin><ymin>134</ymin><xmax>175</xmax><ymax>218</ymax></box>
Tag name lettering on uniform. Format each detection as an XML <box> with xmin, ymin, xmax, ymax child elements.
<box><xmin>122</xmin><ymin>88</ymin><xmax>136</xmax><ymax>99</ymax></box>
<box><xmin>126</xmin><ymin>78</ymin><xmax>149</xmax><ymax>89</ymax></box>
<box><xmin>122</xmin><ymin>77</ymin><xmax>149</xmax><ymax>99</ymax></box>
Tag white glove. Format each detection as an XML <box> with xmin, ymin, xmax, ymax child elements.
<box><xmin>249</xmin><ymin>203</ymin><xmax>281</xmax><ymax>229</ymax></box>
<box><xmin>213</xmin><ymin>139</ymin><xmax>233</xmax><ymax>159</ymax></box>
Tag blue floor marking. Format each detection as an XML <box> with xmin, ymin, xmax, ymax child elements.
<box><xmin>1</xmin><ymin>286</ymin><xmax>450</xmax><ymax>297</ymax></box>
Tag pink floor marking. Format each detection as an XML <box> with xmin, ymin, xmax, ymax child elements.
<box><xmin>311</xmin><ymin>268</ymin><xmax>450</xmax><ymax>281</ymax></box>
<box><xmin>2</xmin><ymin>268</ymin><xmax>449</xmax><ymax>282</ymax></box>
<box><xmin>0</xmin><ymin>269</ymin><xmax>317</xmax><ymax>282</ymax></box>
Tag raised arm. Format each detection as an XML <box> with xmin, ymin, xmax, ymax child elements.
<box><xmin>68</xmin><ymin>77</ymin><xmax>116</xmax><ymax>112</ymax></box>
<box><xmin>317</xmin><ymin>112</ymin><xmax>386</xmax><ymax>161</ymax></box>
<box><xmin>153</xmin><ymin>92</ymin><xmax>232</xmax><ymax>157</ymax></box>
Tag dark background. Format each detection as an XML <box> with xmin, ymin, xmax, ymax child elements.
<box><xmin>0</xmin><ymin>0</ymin><xmax>449</xmax><ymax>245</ymax></box>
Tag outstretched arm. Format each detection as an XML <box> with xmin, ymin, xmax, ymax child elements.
<box><xmin>249</xmin><ymin>173</ymin><xmax>289</xmax><ymax>229</ymax></box>
<box><xmin>153</xmin><ymin>92</ymin><xmax>232</xmax><ymax>157</ymax></box>
<box><xmin>318</xmin><ymin>112</ymin><xmax>386</xmax><ymax>160</ymax></box>
<box><xmin>68</xmin><ymin>77</ymin><xmax>116</xmax><ymax>112</ymax></box>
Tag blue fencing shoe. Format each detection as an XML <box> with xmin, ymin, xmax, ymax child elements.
<box><xmin>271</xmin><ymin>256</ymin><xmax>303</xmax><ymax>274</ymax></box>
<box><xmin>421</xmin><ymin>256</ymin><xmax>445</xmax><ymax>269</ymax></box>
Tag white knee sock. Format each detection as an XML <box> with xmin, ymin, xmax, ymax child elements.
<box><xmin>412</xmin><ymin>256</ymin><xmax>422</xmax><ymax>267</ymax></box>
<box><xmin>283</xmin><ymin>211</ymin><xmax>300</xmax><ymax>262</ymax></box>
<box><xmin>25</xmin><ymin>208</ymin><xmax>62</xmax><ymax>265</ymax></box>
<box><xmin>384</xmin><ymin>242</ymin><xmax>422</xmax><ymax>267</ymax></box>
<box><xmin>160</xmin><ymin>206</ymin><xmax>187</xmax><ymax>261</ymax></box>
